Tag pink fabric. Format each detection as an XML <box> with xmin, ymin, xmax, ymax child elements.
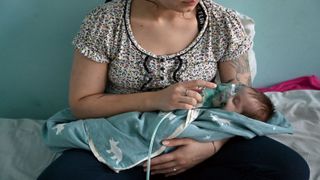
<box><xmin>257</xmin><ymin>75</ymin><xmax>320</xmax><ymax>92</ymax></box>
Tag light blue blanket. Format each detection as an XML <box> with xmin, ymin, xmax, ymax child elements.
<box><xmin>43</xmin><ymin>107</ymin><xmax>292</xmax><ymax>172</ymax></box>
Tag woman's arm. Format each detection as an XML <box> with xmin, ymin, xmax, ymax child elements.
<box><xmin>69</xmin><ymin>50</ymin><xmax>215</xmax><ymax>119</ymax></box>
<box><xmin>218</xmin><ymin>53</ymin><xmax>252</xmax><ymax>86</ymax></box>
<box><xmin>69</xmin><ymin>50</ymin><xmax>157</xmax><ymax>119</ymax></box>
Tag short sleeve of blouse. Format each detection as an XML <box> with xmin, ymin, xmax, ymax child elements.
<box><xmin>72</xmin><ymin>5</ymin><xmax>111</xmax><ymax>63</ymax></box>
<box><xmin>218</xmin><ymin>8</ymin><xmax>252</xmax><ymax>62</ymax></box>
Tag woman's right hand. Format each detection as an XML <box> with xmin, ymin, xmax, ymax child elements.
<box><xmin>153</xmin><ymin>80</ymin><xmax>216</xmax><ymax>111</ymax></box>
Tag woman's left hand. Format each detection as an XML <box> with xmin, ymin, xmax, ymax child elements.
<box><xmin>143</xmin><ymin>138</ymin><xmax>216</xmax><ymax>177</ymax></box>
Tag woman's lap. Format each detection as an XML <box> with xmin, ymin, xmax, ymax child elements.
<box><xmin>177</xmin><ymin>136</ymin><xmax>310</xmax><ymax>180</ymax></box>
<box><xmin>38</xmin><ymin>136</ymin><xmax>309</xmax><ymax>180</ymax></box>
<box><xmin>37</xmin><ymin>149</ymin><xmax>146</xmax><ymax>180</ymax></box>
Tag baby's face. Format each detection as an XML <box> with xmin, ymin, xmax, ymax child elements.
<box><xmin>224</xmin><ymin>87</ymin><xmax>259</xmax><ymax>114</ymax></box>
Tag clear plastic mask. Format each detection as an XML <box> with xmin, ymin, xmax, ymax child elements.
<box><xmin>202</xmin><ymin>83</ymin><xmax>244</xmax><ymax>108</ymax></box>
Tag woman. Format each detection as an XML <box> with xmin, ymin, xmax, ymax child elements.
<box><xmin>38</xmin><ymin>0</ymin><xmax>309</xmax><ymax>179</ymax></box>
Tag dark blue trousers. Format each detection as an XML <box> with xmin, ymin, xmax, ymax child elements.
<box><xmin>38</xmin><ymin>136</ymin><xmax>309</xmax><ymax>180</ymax></box>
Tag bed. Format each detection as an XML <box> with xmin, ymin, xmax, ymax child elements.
<box><xmin>1</xmin><ymin>5</ymin><xmax>319</xmax><ymax>178</ymax></box>
<box><xmin>0</xmin><ymin>75</ymin><xmax>319</xmax><ymax>180</ymax></box>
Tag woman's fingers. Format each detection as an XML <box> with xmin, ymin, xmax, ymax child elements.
<box><xmin>148</xmin><ymin>161</ymin><xmax>176</xmax><ymax>171</ymax></box>
<box><xmin>176</xmin><ymin>89</ymin><xmax>203</xmax><ymax>109</ymax></box>
<box><xmin>142</xmin><ymin>150</ymin><xmax>185</xmax><ymax>175</ymax></box>
<box><xmin>179</xmin><ymin>95</ymin><xmax>198</xmax><ymax>106</ymax></box>
<box><xmin>144</xmin><ymin>152</ymin><xmax>175</xmax><ymax>167</ymax></box>
<box><xmin>152</xmin><ymin>166</ymin><xmax>185</xmax><ymax>176</ymax></box>
<box><xmin>186</xmin><ymin>89</ymin><xmax>203</xmax><ymax>102</ymax></box>
<box><xmin>162</xmin><ymin>138</ymin><xmax>192</xmax><ymax>147</ymax></box>
<box><xmin>144</xmin><ymin>161</ymin><xmax>178</xmax><ymax>174</ymax></box>
<box><xmin>183</xmin><ymin>80</ymin><xmax>216</xmax><ymax>90</ymax></box>
<box><xmin>154</xmin><ymin>80</ymin><xmax>215</xmax><ymax>111</ymax></box>
<box><xmin>175</xmin><ymin>103</ymin><xmax>194</xmax><ymax>110</ymax></box>
<box><xmin>164</xmin><ymin>168</ymin><xmax>186</xmax><ymax>177</ymax></box>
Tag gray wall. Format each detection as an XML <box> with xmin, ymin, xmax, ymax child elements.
<box><xmin>1</xmin><ymin>0</ymin><xmax>319</xmax><ymax>119</ymax></box>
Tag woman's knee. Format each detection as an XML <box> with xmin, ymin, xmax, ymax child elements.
<box><xmin>204</xmin><ymin>136</ymin><xmax>310</xmax><ymax>180</ymax></box>
<box><xmin>245</xmin><ymin>136</ymin><xmax>310</xmax><ymax>180</ymax></box>
<box><xmin>37</xmin><ymin>149</ymin><xmax>146</xmax><ymax>180</ymax></box>
<box><xmin>276</xmin><ymin>147</ymin><xmax>310</xmax><ymax>180</ymax></box>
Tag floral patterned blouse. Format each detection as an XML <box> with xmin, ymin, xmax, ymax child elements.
<box><xmin>72</xmin><ymin>0</ymin><xmax>252</xmax><ymax>94</ymax></box>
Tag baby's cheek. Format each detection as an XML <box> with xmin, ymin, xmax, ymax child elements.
<box><xmin>224</xmin><ymin>99</ymin><xmax>236</xmax><ymax>112</ymax></box>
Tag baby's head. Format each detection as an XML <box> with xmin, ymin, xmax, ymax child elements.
<box><xmin>224</xmin><ymin>86</ymin><xmax>275</xmax><ymax>122</ymax></box>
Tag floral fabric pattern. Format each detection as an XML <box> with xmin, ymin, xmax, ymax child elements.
<box><xmin>73</xmin><ymin>0</ymin><xmax>252</xmax><ymax>94</ymax></box>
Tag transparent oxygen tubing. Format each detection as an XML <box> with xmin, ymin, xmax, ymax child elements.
<box><xmin>146</xmin><ymin>112</ymin><xmax>173</xmax><ymax>180</ymax></box>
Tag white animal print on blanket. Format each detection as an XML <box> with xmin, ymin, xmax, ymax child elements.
<box><xmin>52</xmin><ymin>123</ymin><xmax>66</xmax><ymax>135</ymax></box>
<box><xmin>210</xmin><ymin>114</ymin><xmax>231</xmax><ymax>126</ymax></box>
<box><xmin>106</xmin><ymin>138</ymin><xmax>123</xmax><ymax>165</ymax></box>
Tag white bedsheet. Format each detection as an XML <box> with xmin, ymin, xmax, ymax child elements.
<box><xmin>267</xmin><ymin>90</ymin><xmax>320</xmax><ymax>180</ymax></box>
<box><xmin>0</xmin><ymin>90</ymin><xmax>319</xmax><ymax>180</ymax></box>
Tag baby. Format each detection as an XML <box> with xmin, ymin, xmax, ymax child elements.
<box><xmin>202</xmin><ymin>83</ymin><xmax>275</xmax><ymax>122</ymax></box>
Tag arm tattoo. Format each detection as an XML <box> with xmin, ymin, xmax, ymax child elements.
<box><xmin>229</xmin><ymin>54</ymin><xmax>252</xmax><ymax>86</ymax></box>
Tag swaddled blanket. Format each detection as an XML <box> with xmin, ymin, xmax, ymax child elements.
<box><xmin>43</xmin><ymin>107</ymin><xmax>292</xmax><ymax>172</ymax></box>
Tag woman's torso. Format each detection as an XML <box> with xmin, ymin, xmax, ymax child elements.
<box><xmin>73</xmin><ymin>0</ymin><xmax>250</xmax><ymax>94</ymax></box>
